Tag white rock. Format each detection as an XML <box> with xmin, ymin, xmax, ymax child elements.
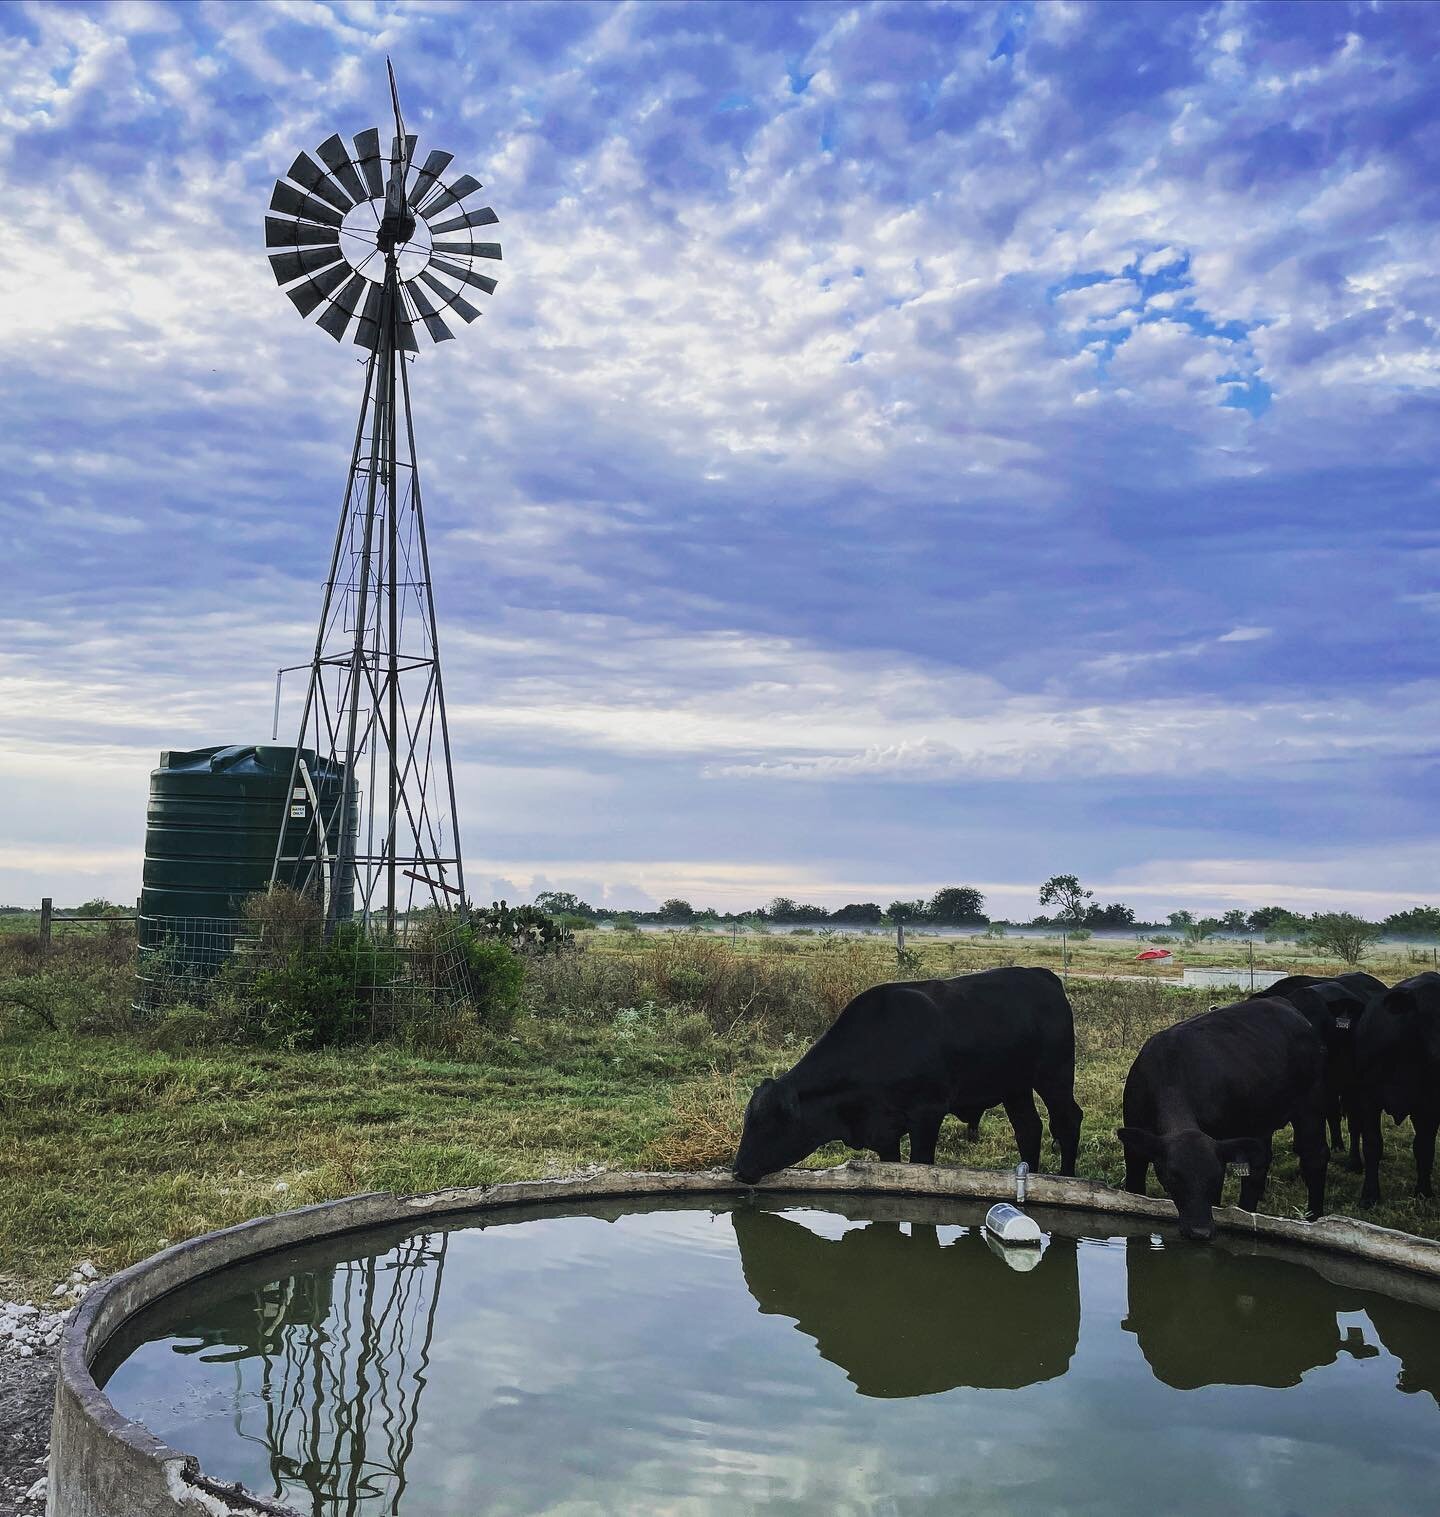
<box><xmin>77</xmin><ymin>1260</ymin><xmax>98</xmax><ymax>1280</ymax></box>
<box><xmin>51</xmin><ymin>1284</ymin><xmax>69</xmax><ymax>1297</ymax></box>
<box><xmin>17</xmin><ymin>1345</ymin><xmax>32</xmax><ymax>1357</ymax></box>
<box><xmin>26</xmin><ymin>1476</ymin><xmax>47</xmax><ymax>1500</ymax></box>
<box><xmin>273</xmin><ymin>1181</ymin><xmax>289</xmax><ymax>1194</ymax></box>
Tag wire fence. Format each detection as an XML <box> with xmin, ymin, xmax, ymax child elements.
<box><xmin>135</xmin><ymin>911</ymin><xmax>477</xmax><ymax>1043</ymax></box>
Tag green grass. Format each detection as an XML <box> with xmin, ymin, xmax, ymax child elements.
<box><xmin>3</xmin><ymin>967</ymin><xmax>1438</xmax><ymax>1299</ymax></box>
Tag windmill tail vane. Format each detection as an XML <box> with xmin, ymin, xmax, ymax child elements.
<box><xmin>265</xmin><ymin>64</ymin><xmax>499</xmax><ymax>933</ymax></box>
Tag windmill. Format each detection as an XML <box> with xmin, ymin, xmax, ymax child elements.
<box><xmin>264</xmin><ymin>63</ymin><xmax>499</xmax><ymax>933</ymax></box>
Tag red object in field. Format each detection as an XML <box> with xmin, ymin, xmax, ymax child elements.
<box><xmin>1135</xmin><ymin>949</ymin><xmax>1173</xmax><ymax>961</ymax></box>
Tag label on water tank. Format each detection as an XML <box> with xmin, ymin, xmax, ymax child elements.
<box><xmin>292</xmin><ymin>787</ymin><xmax>307</xmax><ymax>800</ymax></box>
<box><xmin>289</xmin><ymin>804</ymin><xmax>307</xmax><ymax>818</ymax></box>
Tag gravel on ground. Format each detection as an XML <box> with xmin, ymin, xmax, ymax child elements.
<box><xmin>0</xmin><ymin>1263</ymin><xmax>104</xmax><ymax>1517</ymax></box>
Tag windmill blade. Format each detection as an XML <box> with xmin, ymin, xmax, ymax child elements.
<box><xmin>404</xmin><ymin>278</ymin><xmax>456</xmax><ymax>342</ymax></box>
<box><xmin>316</xmin><ymin>133</ymin><xmax>368</xmax><ymax>204</ymax></box>
<box><xmin>317</xmin><ymin>272</ymin><xmax>367</xmax><ymax>341</ymax></box>
<box><xmin>265</xmin><ymin>216</ymin><xmax>340</xmax><ymax>249</ymax></box>
<box><xmin>407</xmin><ymin>149</ymin><xmax>454</xmax><ymax>208</ymax></box>
<box><xmin>428</xmin><ymin>206</ymin><xmax>498</xmax><ymax>235</ymax></box>
<box><xmin>417</xmin><ymin>173</ymin><xmax>482</xmax><ymax>218</ymax></box>
<box><xmin>353</xmin><ymin>128</ymin><xmax>385</xmax><ymax>197</ymax></box>
<box><xmin>352</xmin><ymin>282</ymin><xmax>386</xmax><ymax>350</ymax></box>
<box><xmin>269</xmin><ymin>245</ymin><xmax>346</xmax><ymax>286</ymax></box>
<box><xmin>431</xmin><ymin>240</ymin><xmax>502</xmax><ymax>260</ymax></box>
<box><xmin>417</xmin><ymin>270</ymin><xmax>480</xmax><ymax>323</ymax></box>
<box><xmin>285</xmin><ymin>260</ymin><xmax>351</xmax><ymax>318</ymax></box>
<box><xmin>430</xmin><ymin>257</ymin><xmax>497</xmax><ymax>296</ymax></box>
<box><xmin>286</xmin><ymin>151</ymin><xmax>354</xmax><ymax>214</ymax></box>
<box><xmin>270</xmin><ymin>181</ymin><xmax>344</xmax><ymax>228</ymax></box>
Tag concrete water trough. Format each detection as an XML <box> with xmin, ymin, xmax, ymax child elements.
<box><xmin>52</xmin><ymin>1164</ymin><xmax>1440</xmax><ymax>1516</ymax></box>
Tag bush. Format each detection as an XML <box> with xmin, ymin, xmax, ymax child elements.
<box><xmin>468</xmin><ymin>901</ymin><xmax>573</xmax><ymax>953</ymax></box>
<box><xmin>227</xmin><ymin>920</ymin><xmax>409</xmax><ymax>1049</ymax></box>
<box><xmin>452</xmin><ymin>931</ymin><xmax>525</xmax><ymax>1033</ymax></box>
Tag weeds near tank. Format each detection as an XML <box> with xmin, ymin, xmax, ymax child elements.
<box><xmin>0</xmin><ymin>921</ymin><xmax>135</xmax><ymax>1034</ymax></box>
<box><xmin>129</xmin><ymin>887</ymin><xmax>526</xmax><ymax>1052</ymax></box>
<box><xmin>643</xmin><ymin>1068</ymin><xmax>749</xmax><ymax>1170</ymax></box>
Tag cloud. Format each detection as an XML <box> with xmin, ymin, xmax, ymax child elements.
<box><xmin>2</xmin><ymin>0</ymin><xmax>1436</xmax><ymax>911</ymax></box>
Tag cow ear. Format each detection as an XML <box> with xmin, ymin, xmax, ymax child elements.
<box><xmin>1216</xmin><ymin>1137</ymin><xmax>1266</xmax><ymax>1169</ymax></box>
<box><xmin>1117</xmin><ymin>1127</ymin><xmax>1161</xmax><ymax>1161</ymax></box>
<box><xmin>778</xmin><ymin>1082</ymin><xmax>800</xmax><ymax>1120</ymax></box>
<box><xmin>1383</xmin><ymin>987</ymin><xmax>1418</xmax><ymax>1016</ymax></box>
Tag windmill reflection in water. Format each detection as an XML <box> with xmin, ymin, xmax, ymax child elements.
<box><xmin>169</xmin><ymin>1231</ymin><xmax>448</xmax><ymax>1510</ymax></box>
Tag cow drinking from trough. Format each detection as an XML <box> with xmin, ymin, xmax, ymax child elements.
<box><xmin>1117</xmin><ymin>997</ymin><xmax>1329</xmax><ymax>1241</ymax></box>
<box><xmin>731</xmin><ymin>966</ymin><xmax>1082</xmax><ymax>1185</ymax></box>
<box><xmin>1355</xmin><ymin>972</ymin><xmax>1440</xmax><ymax>1207</ymax></box>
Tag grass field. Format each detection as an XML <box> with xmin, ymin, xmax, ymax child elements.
<box><xmin>2</xmin><ymin>927</ymin><xmax>1436</xmax><ymax>1298</ymax></box>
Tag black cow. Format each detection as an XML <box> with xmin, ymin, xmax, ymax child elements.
<box><xmin>1117</xmin><ymin>996</ymin><xmax>1329</xmax><ymax>1240</ymax></box>
<box><xmin>731</xmin><ymin>967</ymin><xmax>1082</xmax><ymax>1184</ymax></box>
<box><xmin>734</xmin><ymin>1209</ymin><xmax>1080</xmax><ymax>1394</ymax></box>
<box><xmin>1355</xmin><ymin>972</ymin><xmax>1440</xmax><ymax>1206</ymax></box>
<box><xmin>1255</xmin><ymin>972</ymin><xmax>1386</xmax><ymax>1170</ymax></box>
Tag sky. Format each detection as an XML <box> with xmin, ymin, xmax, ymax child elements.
<box><xmin>2</xmin><ymin>0</ymin><xmax>1438</xmax><ymax>920</ymax></box>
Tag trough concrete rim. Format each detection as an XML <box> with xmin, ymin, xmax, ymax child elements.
<box><xmin>52</xmin><ymin>1162</ymin><xmax>1440</xmax><ymax>1516</ymax></box>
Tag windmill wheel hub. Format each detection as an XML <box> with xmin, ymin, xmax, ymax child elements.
<box><xmin>377</xmin><ymin>209</ymin><xmax>416</xmax><ymax>253</ymax></box>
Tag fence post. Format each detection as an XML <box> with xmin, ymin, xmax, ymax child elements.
<box><xmin>1248</xmin><ymin>938</ymin><xmax>1255</xmax><ymax>992</ymax></box>
<box><xmin>39</xmin><ymin>897</ymin><xmax>52</xmax><ymax>959</ymax></box>
<box><xmin>896</xmin><ymin>920</ymin><xmax>905</xmax><ymax>960</ymax></box>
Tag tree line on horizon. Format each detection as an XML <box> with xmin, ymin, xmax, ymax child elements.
<box><xmin>529</xmin><ymin>878</ymin><xmax>1440</xmax><ymax>943</ymax></box>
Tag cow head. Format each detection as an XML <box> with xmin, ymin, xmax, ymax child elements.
<box><xmin>1289</xmin><ymin>983</ymin><xmax>1367</xmax><ymax>1051</ymax></box>
<box><xmin>1117</xmin><ymin>1127</ymin><xmax>1267</xmax><ymax>1242</ymax></box>
<box><xmin>1380</xmin><ymin>973</ymin><xmax>1440</xmax><ymax>1065</ymax></box>
<box><xmin>733</xmin><ymin>1078</ymin><xmax>813</xmax><ymax>1185</ymax></box>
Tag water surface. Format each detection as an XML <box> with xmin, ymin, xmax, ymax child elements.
<box><xmin>98</xmin><ymin>1197</ymin><xmax>1440</xmax><ymax>1516</ymax></box>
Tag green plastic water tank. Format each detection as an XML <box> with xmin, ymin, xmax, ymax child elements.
<box><xmin>139</xmin><ymin>745</ymin><xmax>356</xmax><ymax>948</ymax></box>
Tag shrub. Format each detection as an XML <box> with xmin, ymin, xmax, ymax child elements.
<box><xmin>468</xmin><ymin>901</ymin><xmax>573</xmax><ymax>953</ymax></box>
<box><xmin>452</xmin><ymin>931</ymin><xmax>525</xmax><ymax>1032</ymax></box>
<box><xmin>228</xmin><ymin>921</ymin><xmax>408</xmax><ymax>1049</ymax></box>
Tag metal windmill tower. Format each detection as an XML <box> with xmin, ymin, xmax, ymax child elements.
<box><xmin>264</xmin><ymin>63</ymin><xmax>499</xmax><ymax>933</ymax></box>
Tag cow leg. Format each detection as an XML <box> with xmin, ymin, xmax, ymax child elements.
<box><xmin>1413</xmin><ymin>1114</ymin><xmax>1438</xmax><ymax>1200</ymax></box>
<box><xmin>1237</xmin><ymin>1135</ymin><xmax>1275</xmax><ymax>1213</ymax></box>
<box><xmin>1036</xmin><ymin>1080</ymin><xmax>1083</xmax><ymax>1177</ymax></box>
<box><xmin>908</xmin><ymin>1111</ymin><xmax>945</xmax><ymax>1166</ymax></box>
<box><xmin>965</xmin><ymin>1119</ymin><xmax>981</xmax><ymax>1144</ymax></box>
<box><xmin>1002</xmin><ymin>1090</ymin><xmax>1043</xmax><ymax>1171</ymax></box>
<box><xmin>1345</xmin><ymin>1098</ymin><xmax>1364</xmax><ymax>1174</ymax></box>
<box><xmin>874</xmin><ymin>1135</ymin><xmax>903</xmax><ymax>1163</ymax></box>
<box><xmin>1123</xmin><ymin>1147</ymin><xmax>1149</xmax><ymax>1197</ymax></box>
<box><xmin>1327</xmin><ymin>1098</ymin><xmax>1343</xmax><ymax>1153</ymax></box>
<box><xmin>1358</xmin><ymin>1099</ymin><xmax>1384</xmax><ymax>1208</ymax></box>
<box><xmin>1292</xmin><ymin>1115</ymin><xmax>1329</xmax><ymax>1221</ymax></box>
